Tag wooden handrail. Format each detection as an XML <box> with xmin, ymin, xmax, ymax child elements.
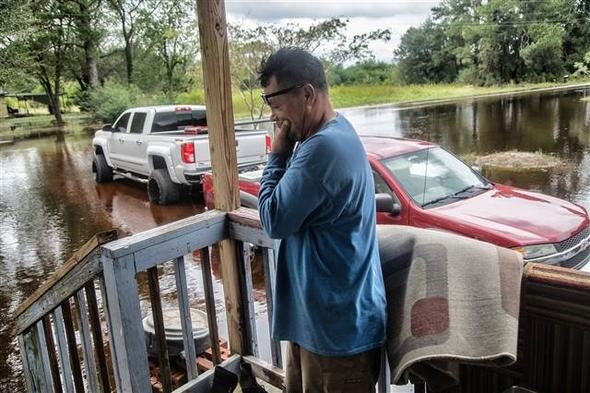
<box><xmin>15</xmin><ymin>230</ymin><xmax>118</xmax><ymax>318</ymax></box>
<box><xmin>14</xmin><ymin>230</ymin><xmax>118</xmax><ymax>335</ymax></box>
<box><xmin>523</xmin><ymin>262</ymin><xmax>590</xmax><ymax>291</ymax></box>
<box><xmin>228</xmin><ymin>207</ymin><xmax>262</xmax><ymax>229</ymax></box>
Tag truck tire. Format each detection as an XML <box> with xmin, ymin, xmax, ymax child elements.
<box><xmin>148</xmin><ymin>169</ymin><xmax>181</xmax><ymax>205</ymax></box>
<box><xmin>93</xmin><ymin>154</ymin><xmax>113</xmax><ymax>183</ymax></box>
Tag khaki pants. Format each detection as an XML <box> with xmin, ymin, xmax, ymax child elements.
<box><xmin>284</xmin><ymin>343</ymin><xmax>381</xmax><ymax>393</ymax></box>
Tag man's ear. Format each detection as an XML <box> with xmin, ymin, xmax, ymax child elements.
<box><xmin>303</xmin><ymin>84</ymin><xmax>316</xmax><ymax>107</ymax></box>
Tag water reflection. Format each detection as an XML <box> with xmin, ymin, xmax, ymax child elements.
<box><xmin>343</xmin><ymin>88</ymin><xmax>590</xmax><ymax>207</ymax></box>
<box><xmin>0</xmin><ymin>133</ymin><xmax>203</xmax><ymax>390</ymax></box>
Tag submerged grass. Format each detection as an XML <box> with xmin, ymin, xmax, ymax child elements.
<box><xmin>464</xmin><ymin>150</ymin><xmax>565</xmax><ymax>172</ymax></box>
<box><xmin>0</xmin><ymin>113</ymin><xmax>99</xmax><ymax>141</ymax></box>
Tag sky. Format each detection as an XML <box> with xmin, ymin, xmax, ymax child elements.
<box><xmin>225</xmin><ymin>0</ymin><xmax>442</xmax><ymax>63</ymax></box>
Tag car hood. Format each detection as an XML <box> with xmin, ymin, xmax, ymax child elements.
<box><xmin>430</xmin><ymin>184</ymin><xmax>589</xmax><ymax>247</ymax></box>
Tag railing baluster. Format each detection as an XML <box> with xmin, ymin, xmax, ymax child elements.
<box><xmin>54</xmin><ymin>306</ymin><xmax>75</xmax><ymax>393</ymax></box>
<box><xmin>377</xmin><ymin>347</ymin><xmax>391</xmax><ymax>393</ymax></box>
<box><xmin>200</xmin><ymin>247</ymin><xmax>221</xmax><ymax>365</ymax></box>
<box><xmin>102</xmin><ymin>254</ymin><xmax>151</xmax><ymax>392</ymax></box>
<box><xmin>237</xmin><ymin>241</ymin><xmax>259</xmax><ymax>357</ymax></box>
<box><xmin>35</xmin><ymin>320</ymin><xmax>55</xmax><ymax>392</ymax></box>
<box><xmin>148</xmin><ymin>266</ymin><xmax>173</xmax><ymax>393</ymax></box>
<box><xmin>85</xmin><ymin>281</ymin><xmax>111</xmax><ymax>393</ymax></box>
<box><xmin>61</xmin><ymin>300</ymin><xmax>85</xmax><ymax>392</ymax></box>
<box><xmin>174</xmin><ymin>255</ymin><xmax>199</xmax><ymax>380</ymax></box>
<box><xmin>42</xmin><ymin>315</ymin><xmax>63</xmax><ymax>393</ymax></box>
<box><xmin>75</xmin><ymin>289</ymin><xmax>100</xmax><ymax>392</ymax></box>
<box><xmin>582</xmin><ymin>331</ymin><xmax>590</xmax><ymax>392</ymax></box>
<box><xmin>97</xmin><ymin>274</ymin><xmax>121</xmax><ymax>391</ymax></box>
<box><xmin>262</xmin><ymin>247</ymin><xmax>282</xmax><ymax>368</ymax></box>
<box><xmin>18</xmin><ymin>333</ymin><xmax>36</xmax><ymax>393</ymax></box>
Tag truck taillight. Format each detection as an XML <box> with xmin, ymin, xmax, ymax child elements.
<box><xmin>181</xmin><ymin>142</ymin><xmax>195</xmax><ymax>163</ymax></box>
<box><xmin>265</xmin><ymin>135</ymin><xmax>272</xmax><ymax>154</ymax></box>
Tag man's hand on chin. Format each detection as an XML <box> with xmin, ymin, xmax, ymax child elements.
<box><xmin>272</xmin><ymin>120</ymin><xmax>296</xmax><ymax>157</ymax></box>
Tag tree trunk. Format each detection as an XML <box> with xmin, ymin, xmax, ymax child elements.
<box><xmin>40</xmin><ymin>77</ymin><xmax>63</xmax><ymax>124</ymax></box>
<box><xmin>124</xmin><ymin>35</ymin><xmax>133</xmax><ymax>84</ymax></box>
<box><xmin>78</xmin><ymin>0</ymin><xmax>100</xmax><ymax>90</ymax></box>
<box><xmin>166</xmin><ymin>64</ymin><xmax>174</xmax><ymax>98</ymax></box>
<box><xmin>86</xmin><ymin>51</ymin><xmax>99</xmax><ymax>88</ymax></box>
<box><xmin>52</xmin><ymin>82</ymin><xmax>64</xmax><ymax>124</ymax></box>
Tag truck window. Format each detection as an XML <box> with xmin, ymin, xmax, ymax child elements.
<box><xmin>373</xmin><ymin>170</ymin><xmax>398</xmax><ymax>202</ymax></box>
<box><xmin>152</xmin><ymin>110</ymin><xmax>207</xmax><ymax>133</ymax></box>
<box><xmin>130</xmin><ymin>112</ymin><xmax>147</xmax><ymax>134</ymax></box>
<box><xmin>113</xmin><ymin>112</ymin><xmax>131</xmax><ymax>133</ymax></box>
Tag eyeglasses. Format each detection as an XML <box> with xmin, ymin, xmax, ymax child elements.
<box><xmin>261</xmin><ymin>83</ymin><xmax>305</xmax><ymax>105</ymax></box>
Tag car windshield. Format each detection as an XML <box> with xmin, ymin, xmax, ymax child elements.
<box><xmin>381</xmin><ymin>147</ymin><xmax>490</xmax><ymax>208</ymax></box>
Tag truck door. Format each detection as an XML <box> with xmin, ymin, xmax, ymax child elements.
<box><xmin>120</xmin><ymin>111</ymin><xmax>149</xmax><ymax>175</ymax></box>
<box><xmin>108</xmin><ymin>112</ymin><xmax>131</xmax><ymax>168</ymax></box>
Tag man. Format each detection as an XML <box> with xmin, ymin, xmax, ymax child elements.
<box><xmin>257</xmin><ymin>47</ymin><xmax>387</xmax><ymax>392</ymax></box>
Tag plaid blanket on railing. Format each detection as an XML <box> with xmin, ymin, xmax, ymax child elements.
<box><xmin>377</xmin><ymin>226</ymin><xmax>523</xmax><ymax>392</ymax></box>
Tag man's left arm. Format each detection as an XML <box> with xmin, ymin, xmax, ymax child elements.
<box><xmin>258</xmin><ymin>148</ymin><xmax>330</xmax><ymax>239</ymax></box>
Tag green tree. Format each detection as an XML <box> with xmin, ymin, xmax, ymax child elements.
<box><xmin>562</xmin><ymin>0</ymin><xmax>590</xmax><ymax>72</ymax></box>
<box><xmin>329</xmin><ymin>61</ymin><xmax>401</xmax><ymax>85</ymax></box>
<box><xmin>395</xmin><ymin>19</ymin><xmax>458</xmax><ymax>84</ymax></box>
<box><xmin>140</xmin><ymin>0</ymin><xmax>197</xmax><ymax>97</ymax></box>
<box><xmin>70</xmin><ymin>0</ymin><xmax>104</xmax><ymax>90</ymax></box>
<box><xmin>106</xmin><ymin>0</ymin><xmax>158</xmax><ymax>84</ymax></box>
<box><xmin>0</xmin><ymin>1</ymin><xmax>36</xmax><ymax>91</ymax></box>
<box><xmin>229</xmin><ymin>18</ymin><xmax>390</xmax><ymax>120</ymax></box>
<box><xmin>398</xmin><ymin>0</ymin><xmax>588</xmax><ymax>84</ymax></box>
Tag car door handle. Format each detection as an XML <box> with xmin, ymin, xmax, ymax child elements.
<box><xmin>136</xmin><ymin>140</ymin><xmax>143</xmax><ymax>145</ymax></box>
<box><xmin>118</xmin><ymin>138</ymin><xmax>124</xmax><ymax>143</ymax></box>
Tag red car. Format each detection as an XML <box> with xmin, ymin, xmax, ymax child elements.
<box><xmin>202</xmin><ymin>136</ymin><xmax>590</xmax><ymax>271</ymax></box>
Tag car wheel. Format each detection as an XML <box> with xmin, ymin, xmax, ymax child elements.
<box><xmin>148</xmin><ymin>169</ymin><xmax>180</xmax><ymax>205</ymax></box>
<box><xmin>93</xmin><ymin>154</ymin><xmax>113</xmax><ymax>183</ymax></box>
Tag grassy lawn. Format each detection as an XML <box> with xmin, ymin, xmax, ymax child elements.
<box><xmin>233</xmin><ymin>79</ymin><xmax>590</xmax><ymax>118</ymax></box>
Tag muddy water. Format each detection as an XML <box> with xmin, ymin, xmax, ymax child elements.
<box><xmin>1</xmin><ymin>86</ymin><xmax>589</xmax><ymax>390</ymax></box>
<box><xmin>343</xmin><ymin>87</ymin><xmax>590</xmax><ymax>207</ymax></box>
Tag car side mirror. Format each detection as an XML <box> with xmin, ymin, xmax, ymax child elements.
<box><xmin>471</xmin><ymin>165</ymin><xmax>481</xmax><ymax>173</ymax></box>
<box><xmin>376</xmin><ymin>193</ymin><xmax>401</xmax><ymax>216</ymax></box>
<box><xmin>102</xmin><ymin>123</ymin><xmax>113</xmax><ymax>132</ymax></box>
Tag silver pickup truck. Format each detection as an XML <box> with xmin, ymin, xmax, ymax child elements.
<box><xmin>92</xmin><ymin>105</ymin><xmax>269</xmax><ymax>204</ymax></box>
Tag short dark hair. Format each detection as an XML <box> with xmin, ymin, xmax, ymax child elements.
<box><xmin>258</xmin><ymin>47</ymin><xmax>328</xmax><ymax>92</ymax></box>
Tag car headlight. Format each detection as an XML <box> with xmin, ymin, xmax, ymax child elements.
<box><xmin>513</xmin><ymin>244</ymin><xmax>558</xmax><ymax>260</ymax></box>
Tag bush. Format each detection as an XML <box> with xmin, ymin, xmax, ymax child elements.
<box><xmin>175</xmin><ymin>89</ymin><xmax>205</xmax><ymax>105</ymax></box>
<box><xmin>88</xmin><ymin>80</ymin><xmax>168</xmax><ymax>122</ymax></box>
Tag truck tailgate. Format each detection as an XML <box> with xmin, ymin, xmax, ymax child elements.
<box><xmin>193</xmin><ymin>130</ymin><xmax>267</xmax><ymax>168</ymax></box>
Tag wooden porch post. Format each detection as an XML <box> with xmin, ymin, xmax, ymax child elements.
<box><xmin>196</xmin><ymin>0</ymin><xmax>247</xmax><ymax>355</ymax></box>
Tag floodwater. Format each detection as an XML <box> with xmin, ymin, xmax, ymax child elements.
<box><xmin>1</xmin><ymin>86</ymin><xmax>589</xmax><ymax>390</ymax></box>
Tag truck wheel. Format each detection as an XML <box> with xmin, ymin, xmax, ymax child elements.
<box><xmin>93</xmin><ymin>154</ymin><xmax>113</xmax><ymax>183</ymax></box>
<box><xmin>148</xmin><ymin>169</ymin><xmax>181</xmax><ymax>205</ymax></box>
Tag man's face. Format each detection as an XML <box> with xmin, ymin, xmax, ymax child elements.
<box><xmin>263</xmin><ymin>76</ymin><xmax>308</xmax><ymax>142</ymax></box>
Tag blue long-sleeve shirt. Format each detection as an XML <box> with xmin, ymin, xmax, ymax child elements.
<box><xmin>258</xmin><ymin>114</ymin><xmax>386</xmax><ymax>356</ymax></box>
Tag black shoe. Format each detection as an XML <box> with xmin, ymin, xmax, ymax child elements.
<box><xmin>240</xmin><ymin>362</ymin><xmax>268</xmax><ymax>393</ymax></box>
<box><xmin>211</xmin><ymin>366</ymin><xmax>239</xmax><ymax>393</ymax></box>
